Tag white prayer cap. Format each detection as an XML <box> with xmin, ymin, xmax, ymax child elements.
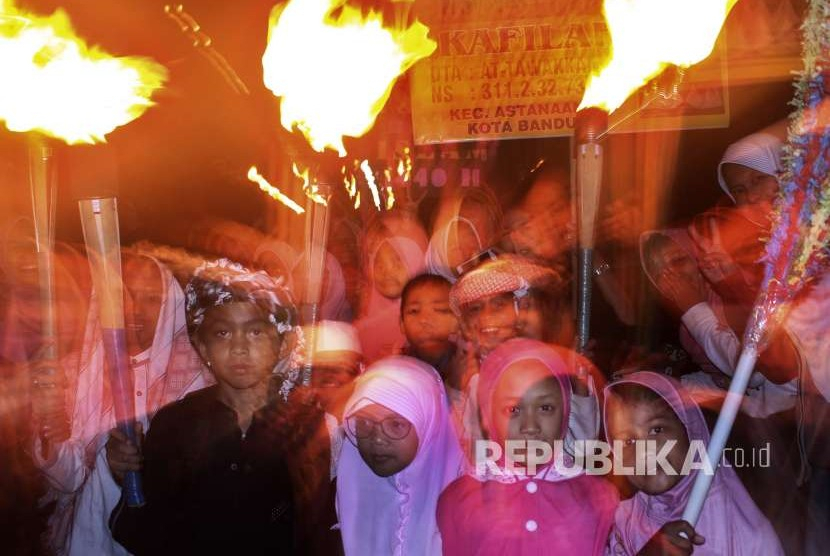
<box><xmin>304</xmin><ymin>320</ymin><xmax>362</xmax><ymax>355</ymax></box>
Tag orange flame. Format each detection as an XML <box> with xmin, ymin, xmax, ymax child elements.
<box><xmin>292</xmin><ymin>162</ymin><xmax>329</xmax><ymax>206</ymax></box>
<box><xmin>0</xmin><ymin>0</ymin><xmax>167</xmax><ymax>144</ymax></box>
<box><xmin>262</xmin><ymin>0</ymin><xmax>436</xmax><ymax>156</ymax></box>
<box><xmin>579</xmin><ymin>0</ymin><xmax>737</xmax><ymax>113</ymax></box>
<box><xmin>247</xmin><ymin>166</ymin><xmax>305</xmax><ymax>214</ymax></box>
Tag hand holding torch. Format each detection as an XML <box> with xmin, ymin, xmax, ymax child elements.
<box><xmin>79</xmin><ymin>197</ymin><xmax>144</xmax><ymax>507</ymax></box>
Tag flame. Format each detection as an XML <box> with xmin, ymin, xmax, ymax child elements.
<box><xmin>342</xmin><ymin>164</ymin><xmax>360</xmax><ymax>209</ymax></box>
<box><xmin>579</xmin><ymin>0</ymin><xmax>737</xmax><ymax>113</ymax></box>
<box><xmin>360</xmin><ymin>159</ymin><xmax>381</xmax><ymax>211</ymax></box>
<box><xmin>247</xmin><ymin>166</ymin><xmax>305</xmax><ymax>214</ymax></box>
<box><xmin>292</xmin><ymin>162</ymin><xmax>328</xmax><ymax>206</ymax></box>
<box><xmin>0</xmin><ymin>1</ymin><xmax>167</xmax><ymax>144</ymax></box>
<box><xmin>262</xmin><ymin>0</ymin><xmax>436</xmax><ymax>156</ymax></box>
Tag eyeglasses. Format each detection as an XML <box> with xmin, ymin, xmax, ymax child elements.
<box><xmin>346</xmin><ymin>414</ymin><xmax>412</xmax><ymax>441</ymax></box>
<box><xmin>455</xmin><ymin>248</ymin><xmax>500</xmax><ymax>276</ymax></box>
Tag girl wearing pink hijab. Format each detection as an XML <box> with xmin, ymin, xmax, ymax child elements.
<box><xmin>336</xmin><ymin>356</ymin><xmax>464</xmax><ymax>555</ymax></box>
<box><xmin>437</xmin><ymin>338</ymin><xmax>618</xmax><ymax>555</ymax></box>
<box><xmin>604</xmin><ymin>371</ymin><xmax>783</xmax><ymax>555</ymax></box>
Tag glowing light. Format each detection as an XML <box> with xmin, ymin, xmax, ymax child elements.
<box><xmin>247</xmin><ymin>166</ymin><xmax>305</xmax><ymax>214</ymax></box>
<box><xmin>262</xmin><ymin>0</ymin><xmax>436</xmax><ymax>155</ymax></box>
<box><xmin>0</xmin><ymin>0</ymin><xmax>167</xmax><ymax>144</ymax></box>
<box><xmin>579</xmin><ymin>0</ymin><xmax>737</xmax><ymax>113</ymax></box>
<box><xmin>292</xmin><ymin>162</ymin><xmax>328</xmax><ymax>206</ymax></box>
<box><xmin>360</xmin><ymin>159</ymin><xmax>381</xmax><ymax>210</ymax></box>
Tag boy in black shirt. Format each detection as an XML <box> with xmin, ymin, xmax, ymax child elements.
<box><xmin>109</xmin><ymin>259</ymin><xmax>302</xmax><ymax>555</ymax></box>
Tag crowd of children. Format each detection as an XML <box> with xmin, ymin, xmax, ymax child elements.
<box><xmin>1</xmin><ymin>126</ymin><xmax>827</xmax><ymax>555</ymax></box>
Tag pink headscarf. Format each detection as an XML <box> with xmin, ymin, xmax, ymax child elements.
<box><xmin>336</xmin><ymin>356</ymin><xmax>464</xmax><ymax>556</ymax></box>
<box><xmin>478</xmin><ymin>338</ymin><xmax>572</xmax><ymax>446</ymax></box>
<box><xmin>356</xmin><ymin>237</ymin><xmax>426</xmax><ymax>363</ymax></box>
<box><xmin>603</xmin><ymin>372</ymin><xmax>783</xmax><ymax>555</ymax></box>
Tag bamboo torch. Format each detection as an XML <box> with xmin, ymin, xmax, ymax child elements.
<box><xmin>78</xmin><ymin>197</ymin><xmax>144</xmax><ymax>507</ymax></box>
<box><xmin>300</xmin><ymin>172</ymin><xmax>332</xmax><ymax>386</ymax></box>
<box><xmin>572</xmin><ymin>108</ymin><xmax>608</xmax><ymax>353</ymax></box>
<box><xmin>27</xmin><ymin>136</ymin><xmax>63</xmax><ymax>458</ymax></box>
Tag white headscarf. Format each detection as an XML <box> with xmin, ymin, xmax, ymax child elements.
<box><xmin>716</xmin><ymin>132</ymin><xmax>784</xmax><ymax>202</ymax></box>
<box><xmin>336</xmin><ymin>356</ymin><xmax>464</xmax><ymax>556</ymax></box>
<box><xmin>425</xmin><ymin>216</ymin><xmax>482</xmax><ymax>283</ymax></box>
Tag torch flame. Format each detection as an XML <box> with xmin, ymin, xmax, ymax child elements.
<box><xmin>292</xmin><ymin>162</ymin><xmax>329</xmax><ymax>206</ymax></box>
<box><xmin>360</xmin><ymin>159</ymin><xmax>381</xmax><ymax>211</ymax></box>
<box><xmin>262</xmin><ymin>0</ymin><xmax>436</xmax><ymax>156</ymax></box>
<box><xmin>579</xmin><ymin>0</ymin><xmax>737</xmax><ymax>113</ymax></box>
<box><xmin>0</xmin><ymin>1</ymin><xmax>167</xmax><ymax>144</ymax></box>
<box><xmin>247</xmin><ymin>166</ymin><xmax>305</xmax><ymax>214</ymax></box>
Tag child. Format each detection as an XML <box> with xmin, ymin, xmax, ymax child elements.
<box><xmin>399</xmin><ymin>273</ymin><xmax>461</xmax><ymax>390</ymax></box>
<box><xmin>355</xmin><ymin>234</ymin><xmax>426</xmax><ymax>364</ymax></box>
<box><xmin>32</xmin><ymin>253</ymin><xmax>209</xmax><ymax>555</ymax></box>
<box><xmin>336</xmin><ymin>355</ymin><xmax>463</xmax><ymax>555</ymax></box>
<box><xmin>110</xmin><ymin>259</ymin><xmax>301</xmax><ymax>555</ymax></box>
<box><xmin>603</xmin><ymin>371</ymin><xmax>783</xmax><ymax>555</ymax></box>
<box><xmin>437</xmin><ymin>338</ymin><xmax>618</xmax><ymax>555</ymax></box>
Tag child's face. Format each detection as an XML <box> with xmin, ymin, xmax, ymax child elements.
<box><xmin>722</xmin><ymin>163</ymin><xmax>779</xmax><ymax>210</ymax></box>
<box><xmin>373</xmin><ymin>242</ymin><xmax>409</xmax><ymax>300</ymax></box>
<box><xmin>489</xmin><ymin>360</ymin><xmax>564</xmax><ymax>463</ymax></box>
<box><xmin>514</xmin><ymin>293</ymin><xmax>545</xmax><ymax>342</ymax></box>
<box><xmin>460</xmin><ymin>292</ymin><xmax>520</xmax><ymax>356</ymax></box>
<box><xmin>349</xmin><ymin>403</ymin><xmax>419</xmax><ymax>477</ymax></box>
<box><xmin>606</xmin><ymin>397</ymin><xmax>691</xmax><ymax>495</ymax></box>
<box><xmin>123</xmin><ymin>257</ymin><xmax>163</xmax><ymax>357</ymax></box>
<box><xmin>511</xmin><ymin>178</ymin><xmax>573</xmax><ymax>262</ymax></box>
<box><xmin>195</xmin><ymin>302</ymin><xmax>283</xmax><ymax>391</ymax></box>
<box><xmin>310</xmin><ymin>351</ymin><xmax>361</xmax><ymax>415</ymax></box>
<box><xmin>400</xmin><ymin>283</ymin><xmax>458</xmax><ymax>362</ymax></box>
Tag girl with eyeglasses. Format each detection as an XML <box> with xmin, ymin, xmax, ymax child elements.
<box><xmin>336</xmin><ymin>356</ymin><xmax>464</xmax><ymax>555</ymax></box>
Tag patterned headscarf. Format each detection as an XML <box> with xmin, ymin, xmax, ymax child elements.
<box><xmin>449</xmin><ymin>254</ymin><xmax>561</xmax><ymax>315</ymax></box>
<box><xmin>184</xmin><ymin>259</ymin><xmax>303</xmax><ymax>395</ymax></box>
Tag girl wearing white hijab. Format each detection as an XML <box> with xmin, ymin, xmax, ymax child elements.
<box><xmin>36</xmin><ymin>255</ymin><xmax>211</xmax><ymax>555</ymax></box>
<box><xmin>336</xmin><ymin>356</ymin><xmax>464</xmax><ymax>556</ymax></box>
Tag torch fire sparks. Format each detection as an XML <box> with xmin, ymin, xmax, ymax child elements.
<box><xmin>262</xmin><ymin>0</ymin><xmax>436</xmax><ymax>156</ymax></box>
<box><xmin>247</xmin><ymin>166</ymin><xmax>306</xmax><ymax>214</ymax></box>
<box><xmin>0</xmin><ymin>0</ymin><xmax>167</xmax><ymax>144</ymax></box>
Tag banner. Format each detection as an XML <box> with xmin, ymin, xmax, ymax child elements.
<box><xmin>411</xmin><ymin>0</ymin><xmax>730</xmax><ymax>144</ymax></box>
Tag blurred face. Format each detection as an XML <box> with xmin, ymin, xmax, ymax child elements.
<box><xmin>123</xmin><ymin>257</ymin><xmax>163</xmax><ymax>356</ymax></box>
<box><xmin>460</xmin><ymin>292</ymin><xmax>520</xmax><ymax>356</ymax></box>
<box><xmin>447</xmin><ymin>219</ymin><xmax>485</xmax><ymax>271</ymax></box>
<box><xmin>511</xmin><ymin>178</ymin><xmax>573</xmax><ymax>262</ymax></box>
<box><xmin>515</xmin><ymin>293</ymin><xmax>545</xmax><ymax>341</ymax></box>
<box><xmin>606</xmin><ymin>396</ymin><xmax>690</xmax><ymax>495</ymax></box>
<box><xmin>373</xmin><ymin>242</ymin><xmax>409</xmax><ymax>299</ymax></box>
<box><xmin>648</xmin><ymin>240</ymin><xmax>702</xmax><ymax>293</ymax></box>
<box><xmin>310</xmin><ymin>351</ymin><xmax>361</xmax><ymax>416</ymax></box>
<box><xmin>489</xmin><ymin>360</ymin><xmax>564</xmax><ymax>464</ymax></box>
<box><xmin>196</xmin><ymin>303</ymin><xmax>283</xmax><ymax>392</ymax></box>
<box><xmin>349</xmin><ymin>403</ymin><xmax>419</xmax><ymax>477</ymax></box>
<box><xmin>722</xmin><ymin>163</ymin><xmax>779</xmax><ymax>212</ymax></box>
<box><xmin>400</xmin><ymin>283</ymin><xmax>458</xmax><ymax>362</ymax></box>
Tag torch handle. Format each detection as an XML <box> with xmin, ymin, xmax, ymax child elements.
<box><xmin>577</xmin><ymin>248</ymin><xmax>593</xmax><ymax>353</ymax></box>
<box><xmin>681</xmin><ymin>346</ymin><xmax>758</xmax><ymax>526</ymax></box>
<box><xmin>102</xmin><ymin>327</ymin><xmax>145</xmax><ymax>507</ymax></box>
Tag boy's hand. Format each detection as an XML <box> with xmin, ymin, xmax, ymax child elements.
<box><xmin>106</xmin><ymin>423</ymin><xmax>144</xmax><ymax>485</ymax></box>
<box><xmin>638</xmin><ymin>520</ymin><xmax>704</xmax><ymax>556</ymax></box>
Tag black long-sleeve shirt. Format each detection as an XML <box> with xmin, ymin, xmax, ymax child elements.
<box><xmin>110</xmin><ymin>385</ymin><xmax>296</xmax><ymax>555</ymax></box>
